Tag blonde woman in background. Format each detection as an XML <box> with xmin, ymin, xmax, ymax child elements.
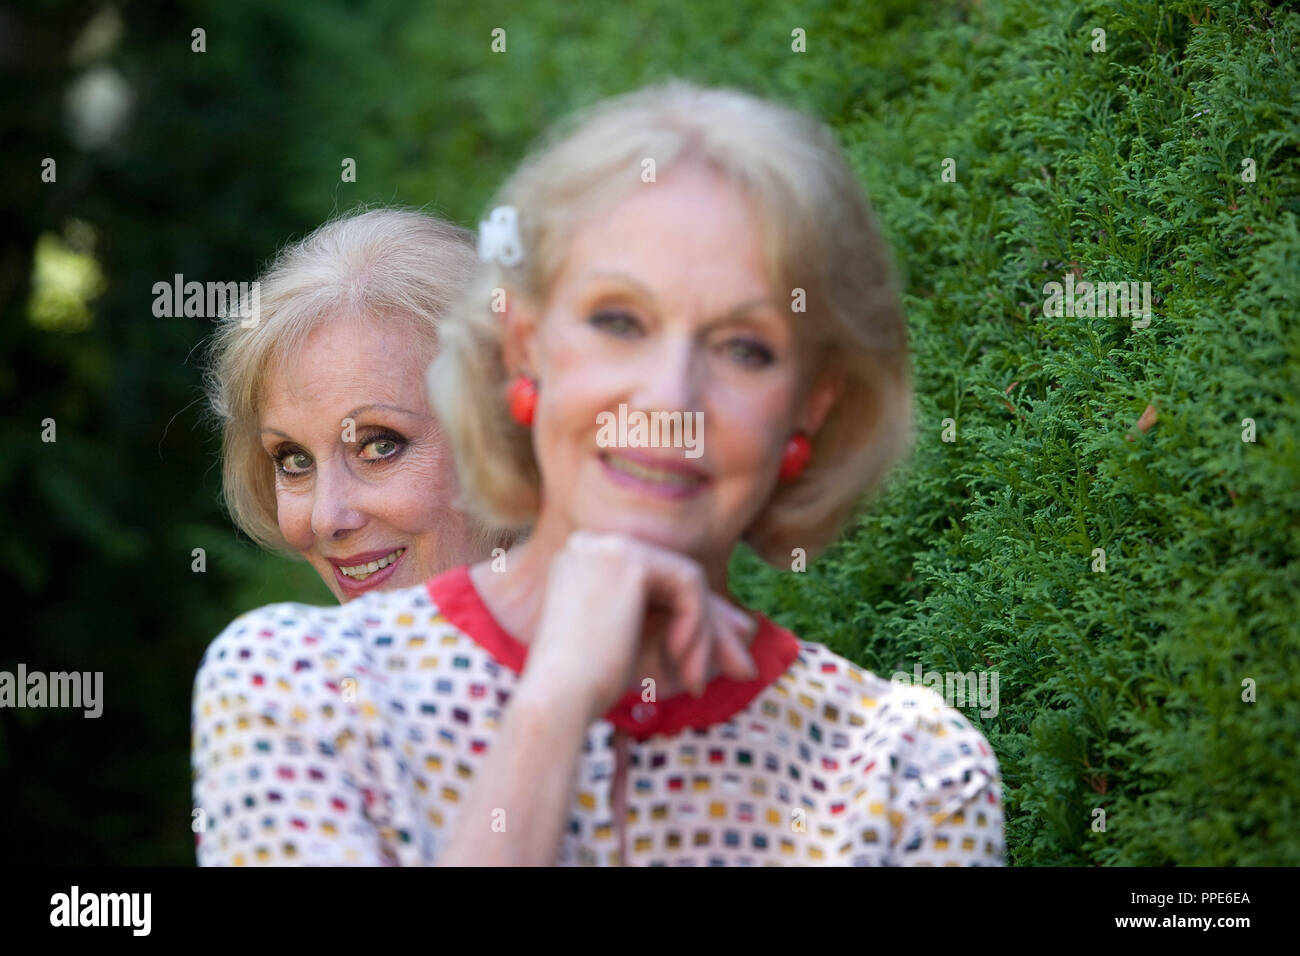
<box><xmin>204</xmin><ymin>208</ymin><xmax>501</xmax><ymax>603</ymax></box>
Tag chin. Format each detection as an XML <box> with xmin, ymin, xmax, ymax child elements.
<box><xmin>584</xmin><ymin>517</ymin><xmax>702</xmax><ymax>555</ymax></box>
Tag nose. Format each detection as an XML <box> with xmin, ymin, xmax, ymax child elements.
<box><xmin>310</xmin><ymin>454</ymin><xmax>367</xmax><ymax>540</ymax></box>
<box><xmin>630</xmin><ymin>333</ymin><xmax>702</xmax><ymax>414</ymax></box>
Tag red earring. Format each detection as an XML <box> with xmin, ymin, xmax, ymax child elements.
<box><xmin>778</xmin><ymin>432</ymin><xmax>812</xmax><ymax>482</ymax></box>
<box><xmin>506</xmin><ymin>375</ymin><xmax>538</xmax><ymax>427</ymax></box>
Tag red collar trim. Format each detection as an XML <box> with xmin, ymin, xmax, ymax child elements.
<box><xmin>426</xmin><ymin>564</ymin><xmax>800</xmax><ymax>740</ymax></box>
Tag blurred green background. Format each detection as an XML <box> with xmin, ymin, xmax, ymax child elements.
<box><xmin>2</xmin><ymin>0</ymin><xmax>1296</xmax><ymax>865</ymax></box>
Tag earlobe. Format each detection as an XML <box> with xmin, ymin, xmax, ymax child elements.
<box><xmin>800</xmin><ymin>367</ymin><xmax>845</xmax><ymax>437</ymax></box>
<box><xmin>500</xmin><ymin>294</ymin><xmax>541</xmax><ymax>376</ymax></box>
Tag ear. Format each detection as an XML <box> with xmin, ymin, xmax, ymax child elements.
<box><xmin>500</xmin><ymin>291</ymin><xmax>542</xmax><ymax>377</ymax></box>
<box><xmin>797</xmin><ymin>365</ymin><xmax>845</xmax><ymax>437</ymax></box>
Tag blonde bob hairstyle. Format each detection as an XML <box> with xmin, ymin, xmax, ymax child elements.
<box><xmin>205</xmin><ymin>206</ymin><xmax>496</xmax><ymax>556</ymax></box>
<box><xmin>428</xmin><ymin>81</ymin><xmax>916</xmax><ymax>567</ymax></box>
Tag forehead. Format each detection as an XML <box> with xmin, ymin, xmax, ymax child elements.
<box><xmin>258</xmin><ymin>313</ymin><xmax>432</xmax><ymax>419</ymax></box>
<box><xmin>550</xmin><ymin>163</ymin><xmax>776</xmax><ymax>307</ymax></box>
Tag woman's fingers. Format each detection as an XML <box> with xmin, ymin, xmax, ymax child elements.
<box><xmin>712</xmin><ymin>604</ymin><xmax>759</xmax><ymax>682</ymax></box>
<box><xmin>651</xmin><ymin>558</ymin><xmax>706</xmax><ymax>657</ymax></box>
<box><xmin>543</xmin><ymin>531</ymin><xmax>760</xmax><ymax>710</ymax></box>
<box><xmin>671</xmin><ymin>597</ymin><xmax>758</xmax><ymax>696</ymax></box>
<box><xmin>686</xmin><ymin>632</ymin><xmax>717</xmax><ymax>697</ymax></box>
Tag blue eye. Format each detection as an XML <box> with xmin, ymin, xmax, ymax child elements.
<box><xmin>589</xmin><ymin>309</ymin><xmax>641</xmax><ymax>337</ymax></box>
<box><xmin>358</xmin><ymin>431</ymin><xmax>406</xmax><ymax>462</ymax></box>
<box><xmin>275</xmin><ymin>449</ymin><xmax>312</xmax><ymax>476</ymax></box>
<box><xmin>726</xmin><ymin>339</ymin><xmax>775</xmax><ymax>367</ymax></box>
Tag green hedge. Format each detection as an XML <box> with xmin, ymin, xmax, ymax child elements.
<box><xmin>731</xmin><ymin>0</ymin><xmax>1300</xmax><ymax>865</ymax></box>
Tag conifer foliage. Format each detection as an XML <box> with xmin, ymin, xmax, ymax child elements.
<box><xmin>732</xmin><ymin>0</ymin><xmax>1300</xmax><ymax>865</ymax></box>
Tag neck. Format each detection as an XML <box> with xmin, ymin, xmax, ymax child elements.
<box><xmin>469</xmin><ymin>509</ymin><xmax>735</xmax><ymax>645</ymax></box>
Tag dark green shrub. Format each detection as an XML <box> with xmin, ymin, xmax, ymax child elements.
<box><xmin>732</xmin><ymin>0</ymin><xmax>1300</xmax><ymax>866</ymax></box>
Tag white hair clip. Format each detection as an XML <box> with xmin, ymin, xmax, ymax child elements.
<box><xmin>478</xmin><ymin>205</ymin><xmax>523</xmax><ymax>267</ymax></box>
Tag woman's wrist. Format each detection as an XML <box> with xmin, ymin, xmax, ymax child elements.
<box><xmin>509</xmin><ymin>675</ymin><xmax>599</xmax><ymax>735</ymax></box>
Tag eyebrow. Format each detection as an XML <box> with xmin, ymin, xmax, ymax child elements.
<box><xmin>260</xmin><ymin>404</ymin><xmax>424</xmax><ymax>437</ymax></box>
<box><xmin>582</xmin><ymin>270</ymin><xmax>786</xmax><ymax>325</ymax></box>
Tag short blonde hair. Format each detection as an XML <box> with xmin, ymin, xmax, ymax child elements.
<box><xmin>428</xmin><ymin>81</ymin><xmax>915</xmax><ymax>566</ymax></box>
<box><xmin>205</xmin><ymin>206</ymin><xmax>491</xmax><ymax>555</ymax></box>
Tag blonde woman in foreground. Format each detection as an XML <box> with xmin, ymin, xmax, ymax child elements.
<box><xmin>192</xmin><ymin>84</ymin><xmax>1004</xmax><ymax>866</ymax></box>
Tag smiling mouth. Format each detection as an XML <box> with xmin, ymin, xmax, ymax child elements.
<box><xmin>602</xmin><ymin>453</ymin><xmax>707</xmax><ymax>488</ymax></box>
<box><xmin>338</xmin><ymin>548</ymin><xmax>405</xmax><ymax>581</ymax></box>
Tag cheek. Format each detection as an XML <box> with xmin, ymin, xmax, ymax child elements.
<box><xmin>540</xmin><ymin>319</ymin><xmax>615</xmax><ymax>396</ymax></box>
<box><xmin>537</xmin><ymin>350</ymin><xmax>609</xmax><ymax>442</ymax></box>
<box><xmin>274</xmin><ymin>488</ymin><xmax>315</xmax><ymax>550</ymax></box>
<box><xmin>539</xmin><ymin>384</ymin><xmax>611</xmax><ymax>491</ymax></box>
<box><xmin>547</xmin><ymin>376</ymin><xmax>602</xmax><ymax>429</ymax></box>
<box><xmin>382</xmin><ymin>451</ymin><xmax>460</xmax><ymax>531</ymax></box>
<box><xmin>712</xmin><ymin>387</ymin><xmax>795</xmax><ymax>467</ymax></box>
